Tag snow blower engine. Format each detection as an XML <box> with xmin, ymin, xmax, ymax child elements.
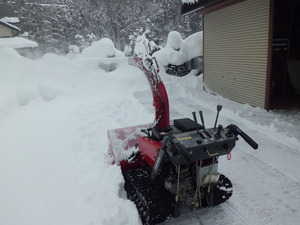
<box><xmin>108</xmin><ymin>57</ymin><xmax>258</xmax><ymax>225</ymax></box>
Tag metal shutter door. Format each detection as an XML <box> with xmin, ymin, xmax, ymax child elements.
<box><xmin>204</xmin><ymin>0</ymin><xmax>270</xmax><ymax>108</ymax></box>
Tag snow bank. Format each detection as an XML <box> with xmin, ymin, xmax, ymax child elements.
<box><xmin>182</xmin><ymin>31</ymin><xmax>203</xmax><ymax>60</ymax></box>
<box><xmin>0</xmin><ymin>37</ymin><xmax>38</xmax><ymax>49</ymax></box>
<box><xmin>0</xmin><ymin>45</ymin><xmax>142</xmax><ymax>225</ymax></box>
<box><xmin>0</xmin><ymin>47</ymin><xmax>38</xmax><ymax>113</ymax></box>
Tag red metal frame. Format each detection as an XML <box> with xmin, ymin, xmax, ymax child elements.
<box><xmin>108</xmin><ymin>57</ymin><xmax>171</xmax><ymax>169</ymax></box>
<box><xmin>138</xmin><ymin>137</ymin><xmax>162</xmax><ymax>168</ymax></box>
<box><xmin>129</xmin><ymin>57</ymin><xmax>170</xmax><ymax>130</ymax></box>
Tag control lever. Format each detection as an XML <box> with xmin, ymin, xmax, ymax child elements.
<box><xmin>214</xmin><ymin>105</ymin><xmax>223</xmax><ymax>129</ymax></box>
<box><xmin>199</xmin><ymin>111</ymin><xmax>206</xmax><ymax>131</ymax></box>
<box><xmin>228</xmin><ymin>124</ymin><xmax>258</xmax><ymax>150</ymax></box>
<box><xmin>214</xmin><ymin>124</ymin><xmax>223</xmax><ymax>138</ymax></box>
<box><xmin>192</xmin><ymin>111</ymin><xmax>200</xmax><ymax>134</ymax></box>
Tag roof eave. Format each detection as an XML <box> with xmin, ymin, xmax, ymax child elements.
<box><xmin>0</xmin><ymin>20</ymin><xmax>20</xmax><ymax>36</ymax></box>
<box><xmin>181</xmin><ymin>0</ymin><xmax>247</xmax><ymax>15</ymax></box>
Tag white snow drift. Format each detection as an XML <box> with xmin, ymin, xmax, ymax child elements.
<box><xmin>1</xmin><ymin>36</ymin><xmax>300</xmax><ymax>225</ymax></box>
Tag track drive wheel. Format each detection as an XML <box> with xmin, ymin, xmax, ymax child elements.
<box><xmin>201</xmin><ymin>174</ymin><xmax>233</xmax><ymax>207</ymax></box>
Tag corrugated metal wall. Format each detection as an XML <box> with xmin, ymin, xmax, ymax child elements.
<box><xmin>204</xmin><ymin>0</ymin><xmax>270</xmax><ymax>108</ymax></box>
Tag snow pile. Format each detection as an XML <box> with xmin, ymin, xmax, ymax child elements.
<box><xmin>0</xmin><ymin>47</ymin><xmax>37</xmax><ymax>111</ymax></box>
<box><xmin>81</xmin><ymin>38</ymin><xmax>124</xmax><ymax>59</ymax></box>
<box><xmin>182</xmin><ymin>31</ymin><xmax>203</xmax><ymax>61</ymax></box>
<box><xmin>154</xmin><ymin>31</ymin><xmax>202</xmax><ymax>67</ymax></box>
<box><xmin>153</xmin><ymin>31</ymin><xmax>203</xmax><ymax>76</ymax></box>
<box><xmin>0</xmin><ymin>37</ymin><xmax>38</xmax><ymax>49</ymax></box>
<box><xmin>80</xmin><ymin>38</ymin><xmax>125</xmax><ymax>72</ymax></box>
<box><xmin>154</xmin><ymin>31</ymin><xmax>185</xmax><ymax>66</ymax></box>
<box><xmin>0</xmin><ymin>46</ymin><xmax>144</xmax><ymax>225</ymax></box>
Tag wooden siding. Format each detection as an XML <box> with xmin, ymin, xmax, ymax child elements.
<box><xmin>0</xmin><ymin>24</ymin><xmax>12</xmax><ymax>37</ymax></box>
<box><xmin>204</xmin><ymin>0</ymin><xmax>270</xmax><ymax>108</ymax></box>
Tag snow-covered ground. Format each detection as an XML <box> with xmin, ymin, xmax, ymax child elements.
<box><xmin>1</xmin><ymin>44</ymin><xmax>300</xmax><ymax>225</ymax></box>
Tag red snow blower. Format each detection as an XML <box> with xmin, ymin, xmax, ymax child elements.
<box><xmin>108</xmin><ymin>57</ymin><xmax>258</xmax><ymax>225</ymax></box>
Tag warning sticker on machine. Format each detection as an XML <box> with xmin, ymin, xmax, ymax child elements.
<box><xmin>177</xmin><ymin>136</ymin><xmax>192</xmax><ymax>141</ymax></box>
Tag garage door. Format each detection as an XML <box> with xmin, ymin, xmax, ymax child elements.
<box><xmin>204</xmin><ymin>0</ymin><xmax>270</xmax><ymax>108</ymax></box>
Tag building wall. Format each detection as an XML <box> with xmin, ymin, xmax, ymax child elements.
<box><xmin>203</xmin><ymin>0</ymin><xmax>270</xmax><ymax>108</ymax></box>
<box><xmin>0</xmin><ymin>24</ymin><xmax>12</xmax><ymax>37</ymax></box>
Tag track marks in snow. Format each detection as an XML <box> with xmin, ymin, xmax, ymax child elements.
<box><xmin>162</xmin><ymin>203</ymin><xmax>253</xmax><ymax>225</ymax></box>
<box><xmin>223</xmin><ymin>202</ymin><xmax>254</xmax><ymax>225</ymax></box>
<box><xmin>227</xmin><ymin>151</ymin><xmax>300</xmax><ymax>225</ymax></box>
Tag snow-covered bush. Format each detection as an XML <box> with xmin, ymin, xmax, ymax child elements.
<box><xmin>74</xmin><ymin>34</ymin><xmax>91</xmax><ymax>51</ymax></box>
<box><xmin>153</xmin><ymin>31</ymin><xmax>203</xmax><ymax>76</ymax></box>
<box><xmin>154</xmin><ymin>31</ymin><xmax>185</xmax><ymax>66</ymax></box>
<box><xmin>81</xmin><ymin>38</ymin><xmax>125</xmax><ymax>72</ymax></box>
<box><xmin>87</xmin><ymin>33</ymin><xmax>97</xmax><ymax>43</ymax></box>
<box><xmin>81</xmin><ymin>38</ymin><xmax>125</xmax><ymax>59</ymax></box>
<box><xmin>68</xmin><ymin>45</ymin><xmax>80</xmax><ymax>54</ymax></box>
<box><xmin>125</xmin><ymin>29</ymin><xmax>161</xmax><ymax>58</ymax></box>
<box><xmin>67</xmin><ymin>45</ymin><xmax>80</xmax><ymax>59</ymax></box>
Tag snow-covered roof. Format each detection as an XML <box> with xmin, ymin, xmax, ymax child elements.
<box><xmin>181</xmin><ymin>0</ymin><xmax>223</xmax><ymax>15</ymax></box>
<box><xmin>181</xmin><ymin>0</ymin><xmax>203</xmax><ymax>15</ymax></box>
<box><xmin>182</xmin><ymin>0</ymin><xmax>199</xmax><ymax>3</ymax></box>
<box><xmin>0</xmin><ymin>16</ymin><xmax>20</xmax><ymax>24</ymax></box>
<box><xmin>0</xmin><ymin>37</ymin><xmax>38</xmax><ymax>49</ymax></box>
<box><xmin>25</xmin><ymin>2</ymin><xmax>69</xmax><ymax>9</ymax></box>
<box><xmin>0</xmin><ymin>20</ymin><xmax>20</xmax><ymax>32</ymax></box>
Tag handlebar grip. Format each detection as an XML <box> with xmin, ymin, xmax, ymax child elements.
<box><xmin>239</xmin><ymin>130</ymin><xmax>259</xmax><ymax>150</ymax></box>
<box><xmin>231</xmin><ymin>125</ymin><xmax>258</xmax><ymax>150</ymax></box>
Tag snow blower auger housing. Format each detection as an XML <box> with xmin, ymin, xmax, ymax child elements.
<box><xmin>108</xmin><ymin>57</ymin><xmax>258</xmax><ymax>225</ymax></box>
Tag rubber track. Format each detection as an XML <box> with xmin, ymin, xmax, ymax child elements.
<box><xmin>123</xmin><ymin>168</ymin><xmax>174</xmax><ymax>225</ymax></box>
<box><xmin>201</xmin><ymin>174</ymin><xmax>233</xmax><ymax>207</ymax></box>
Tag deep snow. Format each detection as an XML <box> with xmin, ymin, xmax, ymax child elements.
<box><xmin>1</xmin><ymin>43</ymin><xmax>300</xmax><ymax>225</ymax></box>
<box><xmin>0</xmin><ymin>37</ymin><xmax>38</xmax><ymax>49</ymax></box>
